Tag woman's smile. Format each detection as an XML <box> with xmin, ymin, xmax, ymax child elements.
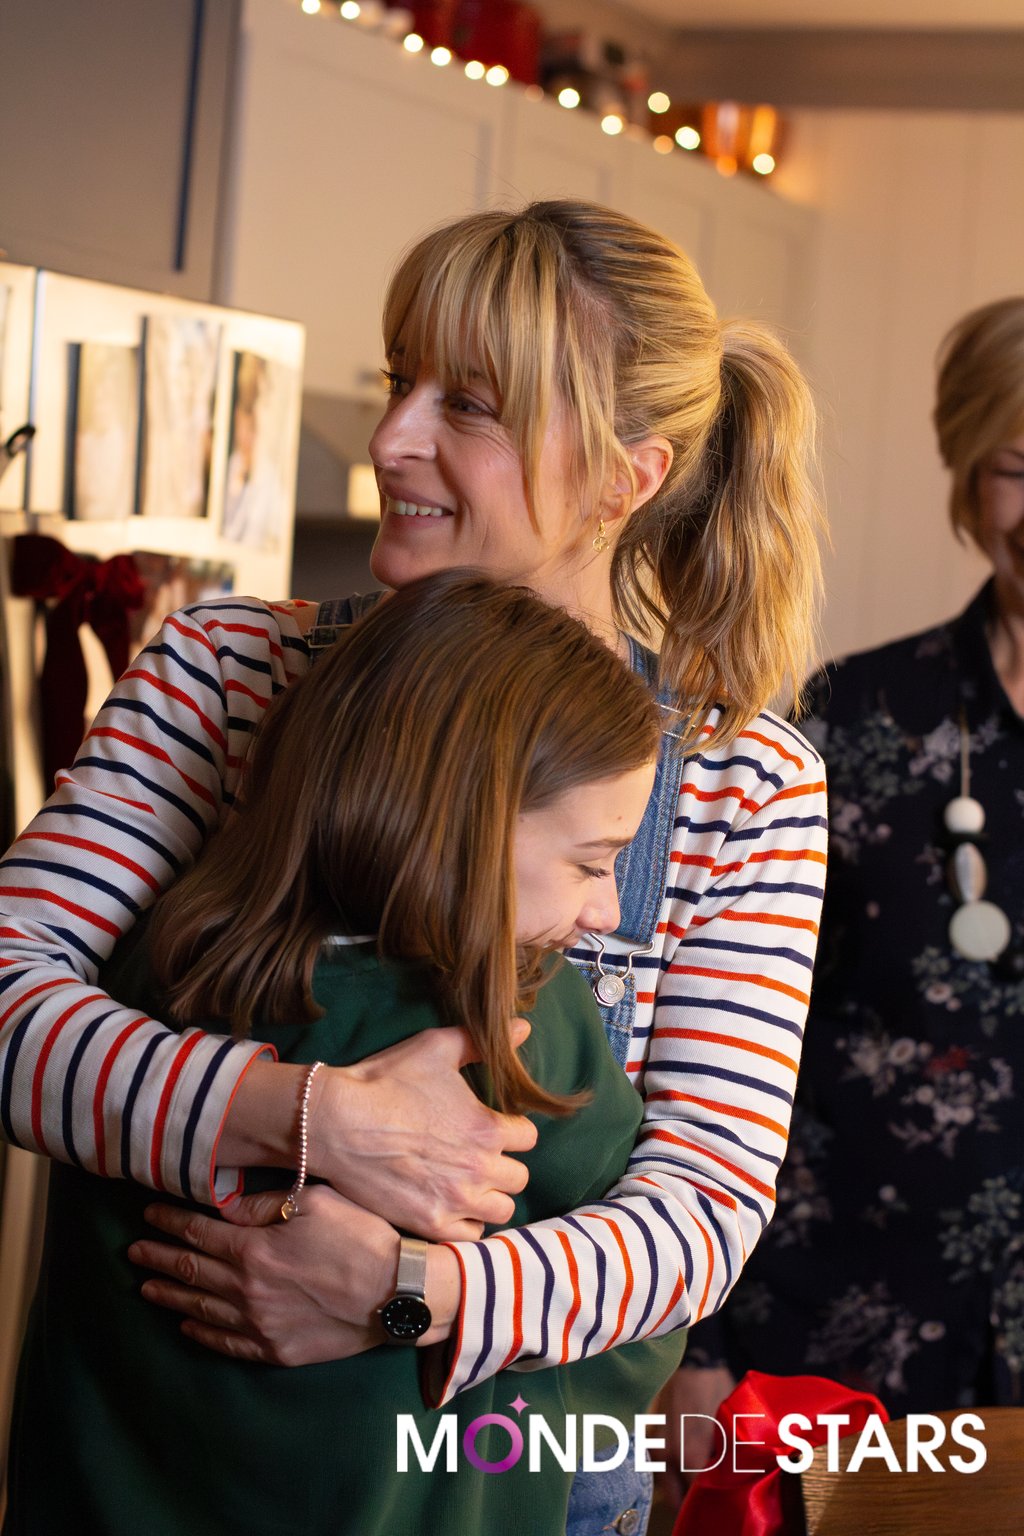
<box><xmin>384</xmin><ymin>495</ymin><xmax>454</xmax><ymax>519</ymax></box>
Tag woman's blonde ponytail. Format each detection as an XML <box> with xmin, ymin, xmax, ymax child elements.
<box><xmin>634</xmin><ymin>320</ymin><xmax>823</xmax><ymax>743</ymax></box>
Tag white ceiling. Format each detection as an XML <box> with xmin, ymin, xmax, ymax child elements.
<box><xmin>624</xmin><ymin>0</ymin><xmax>1024</xmax><ymax>27</ymax></box>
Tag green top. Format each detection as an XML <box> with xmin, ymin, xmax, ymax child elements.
<box><xmin>6</xmin><ymin>941</ymin><xmax>684</xmax><ymax>1536</ymax></box>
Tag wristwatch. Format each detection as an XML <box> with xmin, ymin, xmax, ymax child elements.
<box><xmin>379</xmin><ymin>1237</ymin><xmax>432</xmax><ymax>1343</ymax></box>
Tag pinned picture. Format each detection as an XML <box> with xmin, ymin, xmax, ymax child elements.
<box><xmin>140</xmin><ymin>315</ymin><xmax>220</xmax><ymax>519</ymax></box>
<box><xmin>69</xmin><ymin>341</ymin><xmax>139</xmax><ymax>520</ymax></box>
<box><xmin>221</xmin><ymin>350</ymin><xmax>299</xmax><ymax>551</ymax></box>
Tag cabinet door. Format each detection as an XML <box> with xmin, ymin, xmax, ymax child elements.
<box><xmin>220</xmin><ymin>3</ymin><xmax>504</xmax><ymax>398</ymax></box>
<box><xmin>612</xmin><ymin>136</ymin><xmax>716</xmax><ymax>286</ymax></box>
<box><xmin>495</xmin><ymin>90</ymin><xmax>614</xmax><ymax>207</ymax></box>
<box><xmin>0</xmin><ymin>0</ymin><xmax>236</xmax><ymax>301</ymax></box>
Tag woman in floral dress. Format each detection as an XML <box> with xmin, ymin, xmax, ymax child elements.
<box><xmin>678</xmin><ymin>296</ymin><xmax>1024</xmax><ymax>1423</ymax></box>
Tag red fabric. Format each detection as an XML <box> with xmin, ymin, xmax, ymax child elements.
<box><xmin>10</xmin><ymin>533</ymin><xmax>144</xmax><ymax>786</ymax></box>
<box><xmin>672</xmin><ymin>1370</ymin><xmax>889</xmax><ymax>1536</ymax></box>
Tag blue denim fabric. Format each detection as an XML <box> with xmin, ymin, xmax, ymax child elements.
<box><xmin>308</xmin><ymin>593</ymin><xmax>382</xmax><ymax>652</ymax></box>
<box><xmin>566</xmin><ymin>638</ymin><xmax>686</xmax><ymax>1067</ymax></box>
<box><xmin>564</xmin><ymin>1438</ymin><xmax>653</xmax><ymax>1536</ymax></box>
<box><xmin>564</xmin><ymin>640</ymin><xmax>686</xmax><ymax>1529</ymax></box>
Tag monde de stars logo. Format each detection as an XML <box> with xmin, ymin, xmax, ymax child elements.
<box><xmin>395</xmin><ymin>1395</ymin><xmax>991</xmax><ymax>1476</ymax></box>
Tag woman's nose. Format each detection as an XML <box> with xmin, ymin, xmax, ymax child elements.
<box><xmin>368</xmin><ymin>386</ymin><xmax>436</xmax><ymax>467</ymax></box>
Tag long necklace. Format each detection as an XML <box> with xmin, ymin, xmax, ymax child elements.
<box><xmin>944</xmin><ymin>707</ymin><xmax>1012</xmax><ymax>962</ymax></box>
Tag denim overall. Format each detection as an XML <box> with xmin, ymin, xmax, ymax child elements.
<box><xmin>310</xmin><ymin>601</ymin><xmax>687</xmax><ymax>1536</ymax></box>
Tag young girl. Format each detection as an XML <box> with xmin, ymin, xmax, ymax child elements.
<box><xmin>6</xmin><ymin>571</ymin><xmax>680</xmax><ymax>1536</ymax></box>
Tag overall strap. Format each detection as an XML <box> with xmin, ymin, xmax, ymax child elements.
<box><xmin>614</xmin><ymin>636</ymin><xmax>689</xmax><ymax>942</ymax></box>
<box><xmin>307</xmin><ymin>592</ymin><xmax>385</xmax><ymax>659</ymax></box>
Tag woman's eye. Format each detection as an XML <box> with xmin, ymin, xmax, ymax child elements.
<box><xmin>991</xmin><ymin>469</ymin><xmax>1024</xmax><ymax>480</ymax></box>
<box><xmin>446</xmin><ymin>393</ymin><xmax>491</xmax><ymax>417</ymax></box>
<box><xmin>380</xmin><ymin>368</ymin><xmax>410</xmax><ymax>398</ymax></box>
<box><xmin>579</xmin><ymin>865</ymin><xmax>611</xmax><ymax>880</ymax></box>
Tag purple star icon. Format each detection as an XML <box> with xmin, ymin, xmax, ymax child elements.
<box><xmin>510</xmin><ymin>1395</ymin><xmax>529</xmax><ymax>1416</ymax></box>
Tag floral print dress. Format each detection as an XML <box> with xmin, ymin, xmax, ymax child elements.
<box><xmin>688</xmin><ymin>581</ymin><xmax>1024</xmax><ymax>1414</ymax></box>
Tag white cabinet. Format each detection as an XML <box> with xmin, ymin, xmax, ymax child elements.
<box><xmin>494</xmin><ymin>89</ymin><xmax>615</xmax><ymax>208</ymax></box>
<box><xmin>220</xmin><ymin>0</ymin><xmax>819</xmax><ymax>399</ymax></box>
<box><xmin>221</xmin><ymin>5</ymin><xmax>504</xmax><ymax>397</ymax></box>
<box><xmin>0</xmin><ymin>0</ymin><xmax>236</xmax><ymax>301</ymax></box>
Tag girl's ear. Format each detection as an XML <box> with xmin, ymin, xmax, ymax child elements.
<box><xmin>604</xmin><ymin>436</ymin><xmax>674</xmax><ymax>525</ymax></box>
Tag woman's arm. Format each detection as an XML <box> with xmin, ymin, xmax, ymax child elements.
<box><xmin>132</xmin><ymin>721</ymin><xmax>826</xmax><ymax>1397</ymax></box>
<box><xmin>437</xmin><ymin>729</ymin><xmax>826</xmax><ymax>1401</ymax></box>
<box><xmin>0</xmin><ymin>599</ymin><xmax>307</xmax><ymax>1201</ymax></box>
<box><xmin>0</xmin><ymin>598</ymin><xmax>533</xmax><ymax>1225</ymax></box>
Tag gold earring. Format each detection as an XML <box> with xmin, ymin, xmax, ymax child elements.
<box><xmin>592</xmin><ymin>518</ymin><xmax>609</xmax><ymax>553</ymax></box>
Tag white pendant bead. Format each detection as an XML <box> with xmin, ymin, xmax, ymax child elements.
<box><xmin>949</xmin><ymin>842</ymin><xmax>987</xmax><ymax>904</ymax></box>
<box><xmin>944</xmin><ymin>796</ymin><xmax>985</xmax><ymax>836</ymax></box>
<box><xmin>949</xmin><ymin>900</ymin><xmax>1012</xmax><ymax>962</ymax></box>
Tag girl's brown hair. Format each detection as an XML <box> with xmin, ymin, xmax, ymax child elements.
<box><xmin>148</xmin><ymin>571</ymin><xmax>660</xmax><ymax>1116</ymax></box>
<box><xmin>384</xmin><ymin>199</ymin><xmax>823</xmax><ymax>745</ymax></box>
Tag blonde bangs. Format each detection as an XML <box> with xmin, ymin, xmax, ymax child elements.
<box><xmin>383</xmin><ymin>214</ymin><xmax>568</xmax><ymax>517</ymax></box>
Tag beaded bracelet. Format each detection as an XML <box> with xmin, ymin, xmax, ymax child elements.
<box><xmin>280</xmin><ymin>1059</ymin><xmax>324</xmax><ymax>1221</ymax></box>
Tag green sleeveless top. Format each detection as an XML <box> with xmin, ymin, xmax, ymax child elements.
<box><xmin>6</xmin><ymin>941</ymin><xmax>684</xmax><ymax>1536</ymax></box>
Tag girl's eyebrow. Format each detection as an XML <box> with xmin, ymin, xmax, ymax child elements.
<box><xmin>576</xmin><ymin>835</ymin><xmax>634</xmax><ymax>852</ymax></box>
<box><xmin>993</xmin><ymin>446</ymin><xmax>1024</xmax><ymax>462</ymax></box>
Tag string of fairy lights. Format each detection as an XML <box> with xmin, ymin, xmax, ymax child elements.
<box><xmin>294</xmin><ymin>0</ymin><xmax>779</xmax><ymax>179</ymax></box>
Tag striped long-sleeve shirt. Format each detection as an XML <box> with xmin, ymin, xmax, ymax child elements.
<box><xmin>0</xmin><ymin>597</ymin><xmax>827</xmax><ymax>1406</ymax></box>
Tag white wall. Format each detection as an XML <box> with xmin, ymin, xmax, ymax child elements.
<box><xmin>775</xmin><ymin>109</ymin><xmax>1024</xmax><ymax>662</ymax></box>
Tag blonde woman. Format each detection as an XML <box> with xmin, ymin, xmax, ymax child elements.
<box><xmin>0</xmin><ymin>201</ymin><xmax>826</xmax><ymax>1535</ymax></box>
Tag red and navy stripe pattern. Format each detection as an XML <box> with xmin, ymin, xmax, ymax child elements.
<box><xmin>436</xmin><ymin>710</ymin><xmax>826</xmax><ymax>1404</ymax></box>
<box><xmin>0</xmin><ymin>599</ymin><xmax>826</xmax><ymax>1404</ymax></box>
<box><xmin>0</xmin><ymin>599</ymin><xmax>314</xmax><ymax>1204</ymax></box>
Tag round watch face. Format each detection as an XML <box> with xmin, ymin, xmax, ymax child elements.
<box><xmin>380</xmin><ymin>1294</ymin><xmax>432</xmax><ymax>1342</ymax></box>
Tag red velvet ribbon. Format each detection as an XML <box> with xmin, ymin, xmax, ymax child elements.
<box><xmin>672</xmin><ymin>1370</ymin><xmax>889</xmax><ymax>1536</ymax></box>
<box><xmin>10</xmin><ymin>533</ymin><xmax>145</xmax><ymax>787</ymax></box>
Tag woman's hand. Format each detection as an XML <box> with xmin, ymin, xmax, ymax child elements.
<box><xmin>307</xmin><ymin>1022</ymin><xmax>538</xmax><ymax>1241</ymax></box>
<box><xmin>127</xmin><ymin>1185</ymin><xmax>461</xmax><ymax>1366</ymax></box>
